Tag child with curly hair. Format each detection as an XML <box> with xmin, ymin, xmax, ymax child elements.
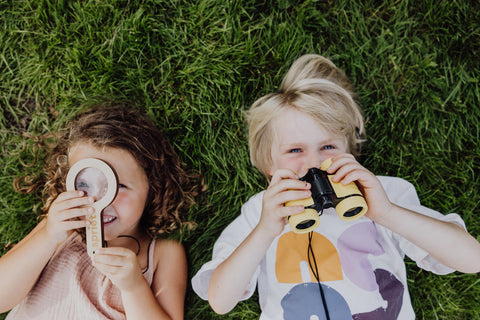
<box><xmin>0</xmin><ymin>102</ymin><xmax>200</xmax><ymax>320</ymax></box>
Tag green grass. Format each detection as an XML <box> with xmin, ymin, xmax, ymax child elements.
<box><xmin>1</xmin><ymin>0</ymin><xmax>479</xmax><ymax>319</ymax></box>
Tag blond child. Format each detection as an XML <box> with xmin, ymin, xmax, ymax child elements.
<box><xmin>192</xmin><ymin>54</ymin><xmax>480</xmax><ymax>319</ymax></box>
<box><xmin>0</xmin><ymin>103</ymin><xmax>200</xmax><ymax>319</ymax></box>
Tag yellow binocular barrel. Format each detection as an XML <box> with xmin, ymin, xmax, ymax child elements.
<box><xmin>286</xmin><ymin>158</ymin><xmax>368</xmax><ymax>233</ymax></box>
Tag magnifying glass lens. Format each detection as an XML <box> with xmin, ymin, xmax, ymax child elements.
<box><xmin>74</xmin><ymin>167</ymin><xmax>108</xmax><ymax>201</ymax></box>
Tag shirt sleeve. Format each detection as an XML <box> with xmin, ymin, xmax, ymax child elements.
<box><xmin>378</xmin><ymin>176</ymin><xmax>467</xmax><ymax>275</ymax></box>
<box><xmin>191</xmin><ymin>192</ymin><xmax>263</xmax><ymax>300</ymax></box>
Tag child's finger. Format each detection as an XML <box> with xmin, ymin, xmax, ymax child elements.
<box><xmin>326</xmin><ymin>153</ymin><xmax>356</xmax><ymax>173</ymax></box>
<box><xmin>268</xmin><ymin>178</ymin><xmax>310</xmax><ymax>196</ymax></box>
<box><xmin>274</xmin><ymin>189</ymin><xmax>311</xmax><ymax>209</ymax></box>
<box><xmin>92</xmin><ymin>251</ymin><xmax>143</xmax><ymax>291</ymax></box>
<box><xmin>93</xmin><ymin>247</ymin><xmax>137</xmax><ymax>266</ymax></box>
<box><xmin>61</xmin><ymin>219</ymin><xmax>89</xmax><ymax>231</ymax></box>
<box><xmin>62</xmin><ymin>207</ymin><xmax>94</xmax><ymax>221</ymax></box>
<box><xmin>93</xmin><ymin>254</ymin><xmax>126</xmax><ymax>267</ymax></box>
<box><xmin>330</xmin><ymin>162</ymin><xmax>364</xmax><ymax>183</ymax></box>
<box><xmin>53</xmin><ymin>190</ymin><xmax>88</xmax><ymax>203</ymax></box>
<box><xmin>95</xmin><ymin>247</ymin><xmax>134</xmax><ymax>256</ymax></box>
<box><xmin>48</xmin><ymin>206</ymin><xmax>93</xmax><ymax>226</ymax></box>
<box><xmin>49</xmin><ymin>194</ymin><xmax>94</xmax><ymax>218</ymax></box>
<box><xmin>281</xmin><ymin>203</ymin><xmax>307</xmax><ymax>217</ymax></box>
<box><xmin>269</xmin><ymin>168</ymin><xmax>299</xmax><ymax>186</ymax></box>
<box><xmin>93</xmin><ymin>248</ymin><xmax>140</xmax><ymax>277</ymax></box>
<box><xmin>55</xmin><ymin>196</ymin><xmax>95</xmax><ymax>212</ymax></box>
<box><xmin>93</xmin><ymin>262</ymin><xmax>122</xmax><ymax>277</ymax></box>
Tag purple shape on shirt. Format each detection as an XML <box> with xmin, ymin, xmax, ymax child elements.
<box><xmin>353</xmin><ymin>268</ymin><xmax>404</xmax><ymax>319</ymax></box>
<box><xmin>337</xmin><ymin>222</ymin><xmax>385</xmax><ymax>291</ymax></box>
<box><xmin>353</xmin><ymin>307</ymin><xmax>386</xmax><ymax>320</ymax></box>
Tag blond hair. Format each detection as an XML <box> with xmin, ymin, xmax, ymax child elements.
<box><xmin>245</xmin><ymin>54</ymin><xmax>365</xmax><ymax>178</ymax></box>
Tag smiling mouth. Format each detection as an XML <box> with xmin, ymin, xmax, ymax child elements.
<box><xmin>103</xmin><ymin>215</ymin><xmax>117</xmax><ymax>224</ymax></box>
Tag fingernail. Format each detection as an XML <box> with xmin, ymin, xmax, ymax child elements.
<box><xmin>292</xmin><ymin>170</ymin><xmax>299</xmax><ymax>179</ymax></box>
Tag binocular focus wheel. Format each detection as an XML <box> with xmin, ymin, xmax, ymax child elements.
<box><xmin>335</xmin><ymin>196</ymin><xmax>368</xmax><ymax>221</ymax></box>
<box><xmin>288</xmin><ymin>208</ymin><xmax>320</xmax><ymax>234</ymax></box>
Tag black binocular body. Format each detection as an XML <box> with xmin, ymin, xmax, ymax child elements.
<box><xmin>286</xmin><ymin>158</ymin><xmax>368</xmax><ymax>233</ymax></box>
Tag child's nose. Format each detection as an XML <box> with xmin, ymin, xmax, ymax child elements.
<box><xmin>303</xmin><ymin>154</ymin><xmax>327</xmax><ymax>174</ymax></box>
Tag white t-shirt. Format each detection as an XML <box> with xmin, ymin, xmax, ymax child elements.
<box><xmin>192</xmin><ymin>176</ymin><xmax>465</xmax><ymax>319</ymax></box>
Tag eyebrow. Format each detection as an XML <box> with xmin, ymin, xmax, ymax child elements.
<box><xmin>280</xmin><ymin>139</ymin><xmax>341</xmax><ymax>148</ymax></box>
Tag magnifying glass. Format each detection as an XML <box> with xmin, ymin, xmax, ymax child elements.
<box><xmin>66</xmin><ymin>158</ymin><xmax>118</xmax><ymax>257</ymax></box>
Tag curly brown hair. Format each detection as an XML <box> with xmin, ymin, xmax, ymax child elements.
<box><xmin>15</xmin><ymin>102</ymin><xmax>201</xmax><ymax>239</ymax></box>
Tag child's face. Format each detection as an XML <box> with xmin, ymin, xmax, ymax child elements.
<box><xmin>68</xmin><ymin>142</ymin><xmax>149</xmax><ymax>241</ymax></box>
<box><xmin>268</xmin><ymin>108</ymin><xmax>348</xmax><ymax>177</ymax></box>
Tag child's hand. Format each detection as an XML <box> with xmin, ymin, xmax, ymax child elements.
<box><xmin>92</xmin><ymin>247</ymin><xmax>145</xmax><ymax>292</ymax></box>
<box><xmin>327</xmin><ymin>154</ymin><xmax>392</xmax><ymax>222</ymax></box>
<box><xmin>259</xmin><ymin>169</ymin><xmax>311</xmax><ymax>237</ymax></box>
<box><xmin>45</xmin><ymin>191</ymin><xmax>93</xmax><ymax>245</ymax></box>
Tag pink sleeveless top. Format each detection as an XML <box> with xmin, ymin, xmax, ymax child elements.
<box><xmin>6</xmin><ymin>233</ymin><xmax>155</xmax><ymax>320</ymax></box>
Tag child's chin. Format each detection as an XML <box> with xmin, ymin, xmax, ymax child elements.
<box><xmin>102</xmin><ymin>233</ymin><xmax>116</xmax><ymax>242</ymax></box>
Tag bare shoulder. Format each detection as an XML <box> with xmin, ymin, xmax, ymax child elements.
<box><xmin>150</xmin><ymin>239</ymin><xmax>187</xmax><ymax>302</ymax></box>
<box><xmin>152</xmin><ymin>238</ymin><xmax>186</xmax><ymax>264</ymax></box>
<box><xmin>151</xmin><ymin>239</ymin><xmax>187</xmax><ymax>279</ymax></box>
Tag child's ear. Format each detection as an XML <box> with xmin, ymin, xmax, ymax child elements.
<box><xmin>266</xmin><ymin>164</ymin><xmax>277</xmax><ymax>178</ymax></box>
<box><xmin>267</xmin><ymin>168</ymin><xmax>273</xmax><ymax>177</ymax></box>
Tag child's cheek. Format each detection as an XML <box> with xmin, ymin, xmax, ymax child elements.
<box><xmin>286</xmin><ymin>159</ymin><xmax>304</xmax><ymax>174</ymax></box>
<box><xmin>112</xmin><ymin>191</ymin><xmax>129</xmax><ymax>207</ymax></box>
<box><xmin>322</xmin><ymin>149</ymin><xmax>344</xmax><ymax>160</ymax></box>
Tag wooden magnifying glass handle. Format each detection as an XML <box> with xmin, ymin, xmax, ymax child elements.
<box><xmin>66</xmin><ymin>158</ymin><xmax>117</xmax><ymax>257</ymax></box>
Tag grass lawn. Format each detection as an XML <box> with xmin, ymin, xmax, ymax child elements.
<box><xmin>1</xmin><ymin>0</ymin><xmax>479</xmax><ymax>319</ymax></box>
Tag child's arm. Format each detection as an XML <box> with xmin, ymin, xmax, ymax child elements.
<box><xmin>0</xmin><ymin>191</ymin><xmax>92</xmax><ymax>312</ymax></box>
<box><xmin>93</xmin><ymin>240</ymin><xmax>187</xmax><ymax>320</ymax></box>
<box><xmin>208</xmin><ymin>169</ymin><xmax>311</xmax><ymax>314</ymax></box>
<box><xmin>329</xmin><ymin>154</ymin><xmax>480</xmax><ymax>273</ymax></box>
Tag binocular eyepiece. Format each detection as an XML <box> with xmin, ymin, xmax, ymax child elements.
<box><xmin>286</xmin><ymin>158</ymin><xmax>368</xmax><ymax>233</ymax></box>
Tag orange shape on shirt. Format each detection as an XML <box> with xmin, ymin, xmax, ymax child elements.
<box><xmin>276</xmin><ymin>231</ymin><xmax>343</xmax><ymax>283</ymax></box>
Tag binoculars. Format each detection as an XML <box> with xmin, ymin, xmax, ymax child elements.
<box><xmin>286</xmin><ymin>158</ymin><xmax>368</xmax><ymax>233</ymax></box>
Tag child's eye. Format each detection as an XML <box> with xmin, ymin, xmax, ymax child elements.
<box><xmin>75</xmin><ymin>181</ymin><xmax>91</xmax><ymax>194</ymax></box>
<box><xmin>118</xmin><ymin>184</ymin><xmax>127</xmax><ymax>189</ymax></box>
<box><xmin>289</xmin><ymin>148</ymin><xmax>302</xmax><ymax>153</ymax></box>
<box><xmin>75</xmin><ymin>181</ymin><xmax>89</xmax><ymax>189</ymax></box>
<box><xmin>321</xmin><ymin>145</ymin><xmax>335</xmax><ymax>150</ymax></box>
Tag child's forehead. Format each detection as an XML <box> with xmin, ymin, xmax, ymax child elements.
<box><xmin>68</xmin><ymin>141</ymin><xmax>110</xmax><ymax>157</ymax></box>
<box><xmin>68</xmin><ymin>142</ymin><xmax>147</xmax><ymax>181</ymax></box>
<box><xmin>272</xmin><ymin>108</ymin><xmax>341</xmax><ymax>144</ymax></box>
<box><xmin>273</xmin><ymin>107</ymin><xmax>319</xmax><ymax>127</ymax></box>
<box><xmin>67</xmin><ymin>142</ymin><xmax>128</xmax><ymax>165</ymax></box>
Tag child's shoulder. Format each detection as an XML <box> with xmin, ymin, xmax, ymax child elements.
<box><xmin>377</xmin><ymin>175</ymin><xmax>416</xmax><ymax>191</ymax></box>
<box><xmin>151</xmin><ymin>238</ymin><xmax>186</xmax><ymax>270</ymax></box>
<box><xmin>377</xmin><ymin>175</ymin><xmax>420</xmax><ymax>205</ymax></box>
<box><xmin>150</xmin><ymin>238</ymin><xmax>187</xmax><ymax>293</ymax></box>
<box><xmin>243</xmin><ymin>190</ymin><xmax>265</xmax><ymax>207</ymax></box>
